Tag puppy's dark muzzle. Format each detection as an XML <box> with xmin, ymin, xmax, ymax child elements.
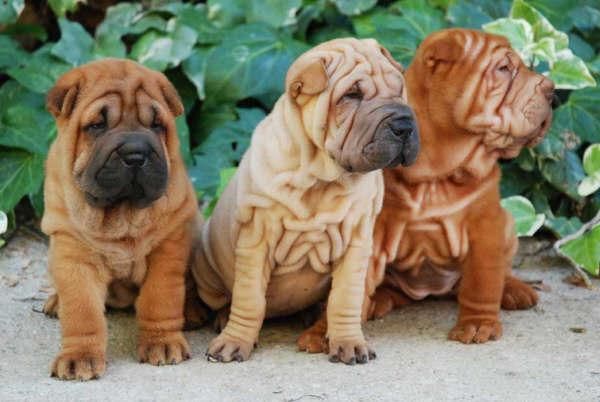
<box><xmin>363</xmin><ymin>105</ymin><xmax>420</xmax><ymax>169</ymax></box>
<box><xmin>85</xmin><ymin>132</ymin><xmax>168</xmax><ymax>209</ymax></box>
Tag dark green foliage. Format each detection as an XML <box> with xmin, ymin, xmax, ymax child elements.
<box><xmin>0</xmin><ymin>0</ymin><xmax>599</xmax><ymax>237</ymax></box>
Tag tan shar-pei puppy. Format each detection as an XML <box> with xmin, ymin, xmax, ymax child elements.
<box><xmin>42</xmin><ymin>59</ymin><xmax>198</xmax><ymax>380</ymax></box>
<box><xmin>298</xmin><ymin>28</ymin><xmax>554</xmax><ymax>350</ymax></box>
<box><xmin>190</xmin><ymin>38</ymin><xmax>419</xmax><ymax>364</ymax></box>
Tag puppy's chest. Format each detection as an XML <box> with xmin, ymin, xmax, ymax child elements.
<box><xmin>271</xmin><ymin>218</ymin><xmax>349</xmax><ymax>276</ymax></box>
<box><xmin>381</xmin><ymin>174</ymin><xmax>494</xmax><ymax>269</ymax></box>
<box><xmin>99</xmin><ymin>236</ymin><xmax>157</xmax><ymax>283</ymax></box>
<box><xmin>266</xmin><ymin>197</ymin><xmax>375</xmax><ymax>276</ymax></box>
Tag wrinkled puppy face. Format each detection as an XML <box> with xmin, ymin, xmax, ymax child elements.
<box><xmin>411</xmin><ymin>29</ymin><xmax>554</xmax><ymax>159</ymax></box>
<box><xmin>286</xmin><ymin>38</ymin><xmax>419</xmax><ymax>172</ymax></box>
<box><xmin>47</xmin><ymin>59</ymin><xmax>184</xmax><ymax>209</ymax></box>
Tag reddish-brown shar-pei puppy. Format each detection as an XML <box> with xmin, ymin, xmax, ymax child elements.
<box><xmin>42</xmin><ymin>59</ymin><xmax>198</xmax><ymax>380</ymax></box>
<box><xmin>298</xmin><ymin>28</ymin><xmax>554</xmax><ymax>350</ymax></box>
<box><xmin>189</xmin><ymin>38</ymin><xmax>419</xmax><ymax>364</ymax></box>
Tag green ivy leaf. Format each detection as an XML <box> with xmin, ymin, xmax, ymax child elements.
<box><xmin>0</xmin><ymin>0</ymin><xmax>24</xmax><ymax>25</ymax></box>
<box><xmin>0</xmin><ymin>151</ymin><xmax>44</xmax><ymax>212</ymax></box>
<box><xmin>48</xmin><ymin>0</ymin><xmax>84</xmax><ymax>17</ymax></box>
<box><xmin>0</xmin><ymin>81</ymin><xmax>55</xmax><ymax>154</ymax></box>
<box><xmin>568</xmin><ymin>33</ymin><xmax>595</xmax><ymax>61</ymax></box>
<box><xmin>246</xmin><ymin>0</ymin><xmax>301</xmax><ymax>27</ymax></box>
<box><xmin>207</xmin><ymin>0</ymin><xmax>246</xmax><ymax>28</ymax></box>
<box><xmin>446</xmin><ymin>0</ymin><xmax>511</xmax><ymax>29</ymax></box>
<box><xmin>130</xmin><ymin>20</ymin><xmax>198</xmax><ymax>71</ymax></box>
<box><xmin>353</xmin><ymin>0</ymin><xmax>446</xmax><ymax>65</ymax></box>
<box><xmin>182</xmin><ymin>47</ymin><xmax>211</xmax><ymax>100</ymax></box>
<box><xmin>570</xmin><ymin>5</ymin><xmax>600</xmax><ymax>33</ymax></box>
<box><xmin>170</xmin><ymin>3</ymin><xmax>223</xmax><ymax>45</ymax></box>
<box><xmin>582</xmin><ymin>144</ymin><xmax>600</xmax><ymax>176</ymax></box>
<box><xmin>203</xmin><ymin>23</ymin><xmax>308</xmax><ymax>108</ymax></box>
<box><xmin>510</xmin><ymin>0</ymin><xmax>569</xmax><ymax>49</ymax></box>
<box><xmin>544</xmin><ymin>215</ymin><xmax>583</xmax><ymax>238</ymax></box>
<box><xmin>203</xmin><ymin>167</ymin><xmax>238</xmax><ymax>217</ymax></box>
<box><xmin>189</xmin><ymin>107</ymin><xmax>264</xmax><ymax>199</ymax></box>
<box><xmin>524</xmin><ymin>0</ymin><xmax>578</xmax><ymax>32</ymax></box>
<box><xmin>501</xmin><ymin>195</ymin><xmax>545</xmax><ymax>236</ymax></box>
<box><xmin>6</xmin><ymin>45</ymin><xmax>71</xmax><ymax>94</ymax></box>
<box><xmin>559</xmin><ymin>222</ymin><xmax>600</xmax><ymax>275</ymax></box>
<box><xmin>548</xmin><ymin>49</ymin><xmax>597</xmax><ymax>90</ymax></box>
<box><xmin>189</xmin><ymin>103</ymin><xmax>238</xmax><ymax>145</ymax></box>
<box><xmin>0</xmin><ymin>210</ymin><xmax>7</xmax><ymax>234</ymax></box>
<box><xmin>175</xmin><ymin>115</ymin><xmax>193</xmax><ymax>167</ymax></box>
<box><xmin>540</xmin><ymin>150</ymin><xmax>586</xmax><ymax>200</ymax></box>
<box><xmin>553</xmin><ymin>86</ymin><xmax>600</xmax><ymax>144</ymax></box>
<box><xmin>51</xmin><ymin>18</ymin><xmax>94</xmax><ymax>66</ymax></box>
<box><xmin>483</xmin><ymin>18</ymin><xmax>534</xmax><ymax>55</ymax></box>
<box><xmin>94</xmin><ymin>2</ymin><xmax>144</xmax><ymax>58</ymax></box>
<box><xmin>578</xmin><ymin>144</ymin><xmax>600</xmax><ymax>196</ymax></box>
<box><xmin>332</xmin><ymin>0</ymin><xmax>377</xmax><ymax>16</ymax></box>
<box><xmin>0</xmin><ymin>35</ymin><xmax>28</xmax><ymax>71</ymax></box>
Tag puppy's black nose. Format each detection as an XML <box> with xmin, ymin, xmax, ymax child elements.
<box><xmin>118</xmin><ymin>141</ymin><xmax>150</xmax><ymax>167</ymax></box>
<box><xmin>390</xmin><ymin>115</ymin><xmax>415</xmax><ymax>138</ymax></box>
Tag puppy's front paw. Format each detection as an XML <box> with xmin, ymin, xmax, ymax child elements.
<box><xmin>502</xmin><ymin>277</ymin><xmax>538</xmax><ymax>310</ymax></box>
<box><xmin>51</xmin><ymin>350</ymin><xmax>105</xmax><ymax>381</ymax></box>
<box><xmin>137</xmin><ymin>331</ymin><xmax>190</xmax><ymax>366</ymax></box>
<box><xmin>328</xmin><ymin>338</ymin><xmax>376</xmax><ymax>365</ymax></box>
<box><xmin>206</xmin><ymin>333</ymin><xmax>255</xmax><ymax>363</ymax></box>
<box><xmin>448</xmin><ymin>320</ymin><xmax>502</xmax><ymax>344</ymax></box>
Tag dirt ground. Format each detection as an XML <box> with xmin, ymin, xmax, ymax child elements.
<box><xmin>0</xmin><ymin>231</ymin><xmax>599</xmax><ymax>402</ymax></box>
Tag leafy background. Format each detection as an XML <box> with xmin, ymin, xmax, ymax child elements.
<box><xmin>0</xmin><ymin>0</ymin><xmax>599</xmax><ymax>275</ymax></box>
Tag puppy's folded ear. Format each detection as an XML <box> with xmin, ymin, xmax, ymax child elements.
<box><xmin>47</xmin><ymin>76</ymin><xmax>81</xmax><ymax>118</ymax></box>
<box><xmin>286</xmin><ymin>57</ymin><xmax>328</xmax><ymax>99</ymax></box>
<box><xmin>421</xmin><ymin>34</ymin><xmax>464</xmax><ymax>69</ymax></box>
<box><xmin>158</xmin><ymin>78</ymin><xmax>184</xmax><ymax>117</ymax></box>
<box><xmin>379</xmin><ymin>46</ymin><xmax>404</xmax><ymax>73</ymax></box>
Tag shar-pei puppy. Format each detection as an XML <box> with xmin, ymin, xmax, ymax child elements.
<box><xmin>299</xmin><ymin>28</ymin><xmax>554</xmax><ymax>349</ymax></box>
<box><xmin>42</xmin><ymin>59</ymin><xmax>198</xmax><ymax>380</ymax></box>
<box><xmin>190</xmin><ymin>38</ymin><xmax>419</xmax><ymax>364</ymax></box>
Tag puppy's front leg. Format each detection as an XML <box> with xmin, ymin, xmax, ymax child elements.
<box><xmin>327</xmin><ymin>241</ymin><xmax>375</xmax><ymax>365</ymax></box>
<box><xmin>207</xmin><ymin>225</ymin><xmax>269</xmax><ymax>363</ymax></box>
<box><xmin>49</xmin><ymin>234</ymin><xmax>108</xmax><ymax>380</ymax></box>
<box><xmin>136</xmin><ymin>227</ymin><xmax>191</xmax><ymax>365</ymax></box>
<box><xmin>449</xmin><ymin>202</ymin><xmax>507</xmax><ymax>344</ymax></box>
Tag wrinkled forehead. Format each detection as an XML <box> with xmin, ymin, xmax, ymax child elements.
<box><xmin>79</xmin><ymin>77</ymin><xmax>166</xmax><ymax>131</ymax></box>
<box><xmin>317</xmin><ymin>40</ymin><xmax>405</xmax><ymax>100</ymax></box>
<box><xmin>455</xmin><ymin>33</ymin><xmax>517</xmax><ymax>71</ymax></box>
<box><xmin>75</xmin><ymin>72</ymin><xmax>166</xmax><ymax>121</ymax></box>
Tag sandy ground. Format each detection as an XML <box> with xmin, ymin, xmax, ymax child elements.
<box><xmin>0</xmin><ymin>230</ymin><xmax>599</xmax><ymax>402</ymax></box>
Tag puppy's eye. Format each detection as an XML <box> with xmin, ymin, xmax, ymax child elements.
<box><xmin>150</xmin><ymin>108</ymin><xmax>166</xmax><ymax>133</ymax></box>
<box><xmin>151</xmin><ymin>118</ymin><xmax>166</xmax><ymax>133</ymax></box>
<box><xmin>86</xmin><ymin>122</ymin><xmax>106</xmax><ymax>131</ymax></box>
<box><xmin>84</xmin><ymin>109</ymin><xmax>107</xmax><ymax>134</ymax></box>
<box><xmin>341</xmin><ymin>83</ymin><xmax>363</xmax><ymax>102</ymax></box>
<box><xmin>497</xmin><ymin>64</ymin><xmax>511</xmax><ymax>75</ymax></box>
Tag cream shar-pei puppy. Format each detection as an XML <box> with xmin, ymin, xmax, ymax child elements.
<box><xmin>190</xmin><ymin>38</ymin><xmax>419</xmax><ymax>364</ymax></box>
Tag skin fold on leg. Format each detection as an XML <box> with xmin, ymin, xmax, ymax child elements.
<box><xmin>326</xmin><ymin>243</ymin><xmax>376</xmax><ymax>365</ymax></box>
<box><xmin>49</xmin><ymin>234</ymin><xmax>109</xmax><ymax>381</ymax></box>
<box><xmin>136</xmin><ymin>226</ymin><xmax>192</xmax><ymax>366</ymax></box>
<box><xmin>448</xmin><ymin>194</ymin><xmax>507</xmax><ymax>344</ymax></box>
<box><xmin>206</xmin><ymin>231</ymin><xmax>269</xmax><ymax>363</ymax></box>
